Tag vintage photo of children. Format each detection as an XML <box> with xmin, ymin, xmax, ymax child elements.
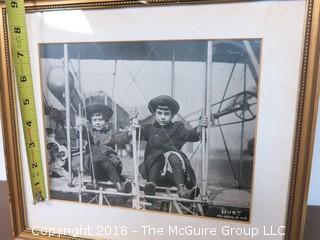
<box><xmin>40</xmin><ymin>39</ymin><xmax>260</xmax><ymax>221</ymax></box>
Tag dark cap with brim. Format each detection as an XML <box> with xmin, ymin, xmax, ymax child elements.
<box><xmin>85</xmin><ymin>103</ymin><xmax>113</xmax><ymax>121</ymax></box>
<box><xmin>148</xmin><ymin>95</ymin><xmax>180</xmax><ymax>116</ymax></box>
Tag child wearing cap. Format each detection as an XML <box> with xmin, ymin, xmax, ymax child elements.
<box><xmin>83</xmin><ymin>95</ymin><xmax>131</xmax><ymax>193</ymax></box>
<box><xmin>134</xmin><ymin>95</ymin><xmax>208</xmax><ymax>199</ymax></box>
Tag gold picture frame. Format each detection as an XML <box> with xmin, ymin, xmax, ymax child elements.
<box><xmin>0</xmin><ymin>1</ymin><xmax>319</xmax><ymax>240</ymax></box>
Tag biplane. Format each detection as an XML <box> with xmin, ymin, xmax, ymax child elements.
<box><xmin>41</xmin><ymin>39</ymin><xmax>260</xmax><ymax>221</ymax></box>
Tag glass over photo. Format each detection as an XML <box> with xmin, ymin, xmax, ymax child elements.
<box><xmin>40</xmin><ymin>39</ymin><xmax>260</xmax><ymax>221</ymax></box>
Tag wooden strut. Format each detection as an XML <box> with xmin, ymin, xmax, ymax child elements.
<box><xmin>78</xmin><ymin>55</ymin><xmax>84</xmax><ymax>202</ymax></box>
<box><xmin>64</xmin><ymin>44</ymin><xmax>74</xmax><ymax>187</ymax></box>
<box><xmin>112</xmin><ymin>60</ymin><xmax>118</xmax><ymax>152</ymax></box>
<box><xmin>79</xmin><ymin>103</ymin><xmax>83</xmax><ymax>201</ymax></box>
<box><xmin>131</xmin><ymin>112</ymin><xmax>142</xmax><ymax>209</ymax></box>
<box><xmin>201</xmin><ymin>41</ymin><xmax>213</xmax><ymax>197</ymax></box>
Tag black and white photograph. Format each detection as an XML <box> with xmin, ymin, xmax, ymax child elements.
<box><xmin>40</xmin><ymin>39</ymin><xmax>260</xmax><ymax>221</ymax></box>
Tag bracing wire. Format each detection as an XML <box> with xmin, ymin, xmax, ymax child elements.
<box><xmin>216</xmin><ymin>118</ymin><xmax>239</xmax><ymax>187</ymax></box>
<box><xmin>217</xmin><ymin>63</ymin><xmax>237</xmax><ymax>113</ymax></box>
<box><xmin>117</xmin><ymin>44</ymin><xmax>157</xmax><ymax>106</ymax></box>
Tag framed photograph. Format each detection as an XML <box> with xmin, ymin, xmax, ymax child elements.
<box><xmin>0</xmin><ymin>0</ymin><xmax>319</xmax><ymax>239</ymax></box>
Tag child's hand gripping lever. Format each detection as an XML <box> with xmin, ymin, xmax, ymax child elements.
<box><xmin>197</xmin><ymin>115</ymin><xmax>209</xmax><ymax>135</ymax></box>
<box><xmin>128</xmin><ymin>108</ymin><xmax>140</xmax><ymax>137</ymax></box>
<box><xmin>199</xmin><ymin>116</ymin><xmax>209</xmax><ymax>128</ymax></box>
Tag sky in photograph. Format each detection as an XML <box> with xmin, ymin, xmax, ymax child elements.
<box><xmin>40</xmin><ymin>41</ymin><xmax>258</xmax><ymax>151</ymax></box>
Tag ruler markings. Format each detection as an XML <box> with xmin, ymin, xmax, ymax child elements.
<box><xmin>5</xmin><ymin>0</ymin><xmax>46</xmax><ymax>203</ymax></box>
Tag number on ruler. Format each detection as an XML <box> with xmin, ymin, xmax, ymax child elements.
<box><xmin>14</xmin><ymin>27</ymin><xmax>21</xmax><ymax>34</ymax></box>
<box><xmin>23</xmin><ymin>99</ymin><xmax>29</xmax><ymax>105</ymax></box>
<box><xmin>20</xmin><ymin>75</ymin><xmax>27</xmax><ymax>82</ymax></box>
<box><xmin>10</xmin><ymin>1</ymin><xmax>18</xmax><ymax>8</ymax></box>
<box><xmin>26</xmin><ymin>120</ymin><xmax>32</xmax><ymax>127</ymax></box>
<box><xmin>32</xmin><ymin>162</ymin><xmax>37</xmax><ymax>168</ymax></box>
<box><xmin>17</xmin><ymin>52</ymin><xmax>23</xmax><ymax>58</ymax></box>
<box><xmin>29</xmin><ymin>142</ymin><xmax>35</xmax><ymax>148</ymax></box>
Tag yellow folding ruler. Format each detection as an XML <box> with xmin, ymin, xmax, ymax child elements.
<box><xmin>5</xmin><ymin>0</ymin><xmax>46</xmax><ymax>203</ymax></box>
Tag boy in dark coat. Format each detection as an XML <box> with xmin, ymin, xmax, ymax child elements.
<box><xmin>84</xmin><ymin>95</ymin><xmax>131</xmax><ymax>193</ymax></box>
<box><xmin>136</xmin><ymin>95</ymin><xmax>207</xmax><ymax>199</ymax></box>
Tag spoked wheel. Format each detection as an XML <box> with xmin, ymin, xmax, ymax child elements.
<box><xmin>233</xmin><ymin>91</ymin><xmax>257</xmax><ymax>121</ymax></box>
